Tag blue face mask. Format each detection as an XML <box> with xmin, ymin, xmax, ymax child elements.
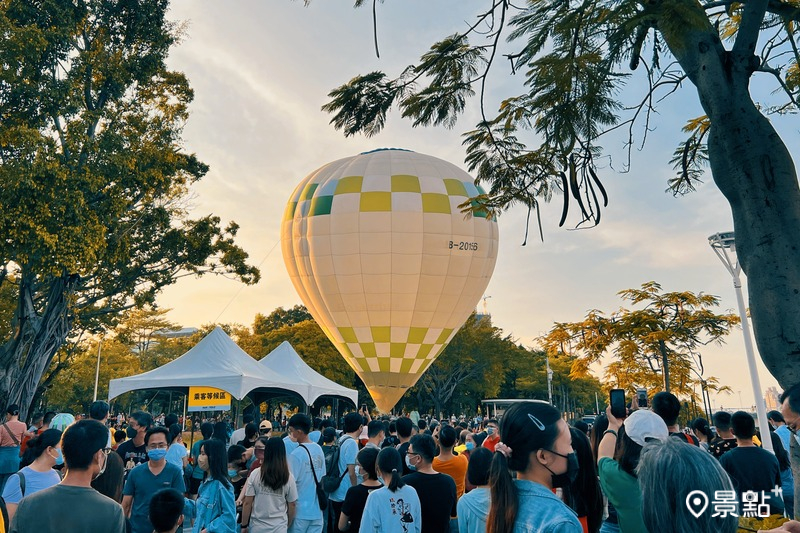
<box><xmin>487</xmin><ymin>427</ymin><xmax>495</xmax><ymax>435</ymax></box>
<box><xmin>52</xmin><ymin>448</ymin><xmax>63</xmax><ymax>466</ymax></box>
<box><xmin>147</xmin><ymin>448</ymin><xmax>167</xmax><ymax>461</ymax></box>
<box><xmin>228</xmin><ymin>469</ymin><xmax>238</xmax><ymax>478</ymax></box>
<box><xmin>405</xmin><ymin>455</ymin><xmax>416</xmax><ymax>471</ymax></box>
<box><xmin>465</xmin><ymin>442</ymin><xmax>475</xmax><ymax>451</ymax></box>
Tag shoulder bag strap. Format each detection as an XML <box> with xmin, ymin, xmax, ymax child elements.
<box><xmin>299</xmin><ymin>444</ymin><xmax>319</xmax><ymax>484</ymax></box>
<box><xmin>2</xmin><ymin>423</ymin><xmax>19</xmax><ymax>446</ymax></box>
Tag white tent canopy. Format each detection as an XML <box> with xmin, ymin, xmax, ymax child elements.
<box><xmin>108</xmin><ymin>327</ymin><xmax>312</xmax><ymax>403</ymax></box>
<box><xmin>260</xmin><ymin>341</ymin><xmax>358</xmax><ymax>406</ymax></box>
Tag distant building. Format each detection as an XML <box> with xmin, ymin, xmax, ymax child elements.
<box><xmin>765</xmin><ymin>386</ymin><xmax>781</xmax><ymax>411</ymax></box>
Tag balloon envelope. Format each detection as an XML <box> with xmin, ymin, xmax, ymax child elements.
<box><xmin>281</xmin><ymin>149</ymin><xmax>499</xmax><ymax>411</ymax></box>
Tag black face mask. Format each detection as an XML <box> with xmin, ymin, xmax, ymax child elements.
<box><xmin>544</xmin><ymin>450</ymin><xmax>579</xmax><ymax>488</ymax></box>
<box><xmin>126</xmin><ymin>426</ymin><xmax>137</xmax><ymax>439</ymax></box>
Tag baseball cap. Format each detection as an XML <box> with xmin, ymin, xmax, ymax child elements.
<box><xmin>623</xmin><ymin>409</ymin><xmax>669</xmax><ymax>446</ymax></box>
<box><xmin>259</xmin><ymin>420</ymin><xmax>272</xmax><ymax>432</ymax></box>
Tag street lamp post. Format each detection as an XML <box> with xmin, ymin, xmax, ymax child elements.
<box><xmin>708</xmin><ymin>231</ymin><xmax>773</xmax><ymax>453</ymax></box>
<box><xmin>546</xmin><ymin>355</ymin><xmax>554</xmax><ymax>405</ymax></box>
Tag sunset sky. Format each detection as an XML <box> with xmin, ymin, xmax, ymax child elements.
<box><xmin>154</xmin><ymin>1</ymin><xmax>800</xmax><ymax>410</ymax></box>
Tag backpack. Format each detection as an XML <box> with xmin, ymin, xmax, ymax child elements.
<box><xmin>321</xmin><ymin>435</ymin><xmax>352</xmax><ymax>494</ymax></box>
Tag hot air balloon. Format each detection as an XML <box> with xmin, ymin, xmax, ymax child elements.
<box><xmin>281</xmin><ymin>149</ymin><xmax>499</xmax><ymax>412</ymax></box>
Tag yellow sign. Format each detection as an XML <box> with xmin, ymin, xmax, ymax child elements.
<box><xmin>188</xmin><ymin>387</ymin><xmax>231</xmax><ymax>412</ymax></box>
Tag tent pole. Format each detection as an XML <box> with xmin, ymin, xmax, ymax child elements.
<box><xmin>182</xmin><ymin>393</ymin><xmax>187</xmax><ymax>431</ymax></box>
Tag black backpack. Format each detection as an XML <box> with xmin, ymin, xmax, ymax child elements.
<box><xmin>321</xmin><ymin>435</ymin><xmax>352</xmax><ymax>493</ymax></box>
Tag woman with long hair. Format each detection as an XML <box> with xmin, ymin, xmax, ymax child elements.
<box><xmin>337</xmin><ymin>447</ymin><xmax>381</xmax><ymax>532</ymax></box>
<box><xmin>240</xmin><ymin>436</ymin><xmax>297</xmax><ymax>533</ymax></box>
<box><xmin>2</xmin><ymin>429</ymin><xmax>62</xmax><ymax>521</ymax></box>
<box><xmin>188</xmin><ymin>422</ymin><xmax>215</xmax><ymax>498</ymax></box>
<box><xmin>690</xmin><ymin>417</ymin><xmax>715</xmax><ymax>452</ymax></box>
<box><xmin>360</xmin><ymin>447</ymin><xmax>421</xmax><ymax>533</ymax></box>
<box><xmin>487</xmin><ymin>402</ymin><xmax>582</xmax><ymax>533</ymax></box>
<box><xmin>597</xmin><ymin>406</ymin><xmax>668</xmax><ymax>533</ymax></box>
<box><xmin>185</xmin><ymin>437</ymin><xmax>237</xmax><ymax>533</ymax></box>
<box><xmin>165</xmin><ymin>423</ymin><xmax>188</xmax><ymax>469</ymax></box>
<box><xmin>562</xmin><ymin>427</ymin><xmax>604</xmax><ymax>533</ymax></box>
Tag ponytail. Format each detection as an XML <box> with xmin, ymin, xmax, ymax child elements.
<box><xmin>387</xmin><ymin>468</ymin><xmax>405</xmax><ymax>492</ymax></box>
<box><xmin>487</xmin><ymin>451</ymin><xmax>517</xmax><ymax>533</ymax></box>
<box><xmin>21</xmin><ymin>428</ymin><xmax>63</xmax><ymax>468</ymax></box>
<box><xmin>376</xmin><ymin>447</ymin><xmax>404</xmax><ymax>493</ymax></box>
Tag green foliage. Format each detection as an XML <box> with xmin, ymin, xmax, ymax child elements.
<box><xmin>321</xmin><ymin>0</ymin><xmax>800</xmax><ymax>227</ymax></box>
<box><xmin>252</xmin><ymin>305</ymin><xmax>313</xmax><ymax>334</ymax></box>
<box><xmin>539</xmin><ymin>281</ymin><xmax>739</xmax><ymax>398</ymax></box>
<box><xmin>0</xmin><ymin>0</ymin><xmax>258</xmax><ymax>413</ymax></box>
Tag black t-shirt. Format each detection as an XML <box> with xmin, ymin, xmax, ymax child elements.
<box><xmin>402</xmin><ymin>472</ymin><xmax>457</xmax><ymax>533</ymax></box>
<box><xmin>397</xmin><ymin>442</ymin><xmax>411</xmax><ymax>475</ymax></box>
<box><xmin>710</xmin><ymin>437</ymin><xmax>738</xmax><ymax>459</ymax></box>
<box><xmin>116</xmin><ymin>439</ymin><xmax>147</xmax><ymax>470</ymax></box>
<box><xmin>341</xmin><ymin>483</ymin><xmax>381</xmax><ymax>531</ymax></box>
<box><xmin>719</xmin><ymin>446</ymin><xmax>784</xmax><ymax>514</ymax></box>
<box><xmin>670</xmin><ymin>432</ymin><xmax>700</xmax><ymax>446</ymax></box>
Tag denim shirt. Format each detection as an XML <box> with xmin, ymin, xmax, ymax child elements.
<box><xmin>512</xmin><ymin>479</ymin><xmax>582</xmax><ymax>533</ymax></box>
<box><xmin>184</xmin><ymin>478</ymin><xmax>237</xmax><ymax>533</ymax></box>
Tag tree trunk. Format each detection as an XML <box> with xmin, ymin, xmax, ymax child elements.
<box><xmin>659</xmin><ymin>0</ymin><xmax>800</xmax><ymax>386</ymax></box>
<box><xmin>0</xmin><ymin>272</ymin><xmax>77</xmax><ymax>419</ymax></box>
<box><xmin>659</xmin><ymin>340</ymin><xmax>670</xmax><ymax>392</ymax></box>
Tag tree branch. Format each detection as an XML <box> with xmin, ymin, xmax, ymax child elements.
<box><xmin>733</xmin><ymin>0</ymin><xmax>769</xmax><ymax>62</ymax></box>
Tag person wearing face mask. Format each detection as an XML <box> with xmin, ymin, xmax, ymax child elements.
<box><xmin>486</xmin><ymin>402</ymin><xmax>582</xmax><ymax>533</ymax></box>
<box><xmin>2</xmin><ymin>429</ymin><xmax>63</xmax><ymax>522</ymax></box>
<box><xmin>360</xmin><ymin>447</ymin><xmax>421</xmax><ymax>533</ymax></box>
<box><xmin>561</xmin><ymin>428</ymin><xmax>603</xmax><ymax>533</ymax></box>
<box><xmin>122</xmin><ymin>427</ymin><xmax>186</xmax><ymax>533</ymax></box>
<box><xmin>9</xmin><ymin>419</ymin><xmax>126</xmax><ymax>533</ymax></box>
<box><xmin>597</xmin><ymin>406</ymin><xmax>668</xmax><ymax>533</ymax></box>
<box><xmin>117</xmin><ymin>411</ymin><xmax>153</xmax><ymax>471</ymax></box>
<box><xmin>402</xmin><ymin>434</ymin><xmax>457</xmax><ymax>533</ymax></box>
<box><xmin>337</xmin><ymin>447</ymin><xmax>381</xmax><ymax>532</ymax></box>
<box><xmin>481</xmin><ymin>419</ymin><xmax>500</xmax><ymax>452</ymax></box>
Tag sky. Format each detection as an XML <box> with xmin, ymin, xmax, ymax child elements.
<box><xmin>154</xmin><ymin>0</ymin><xmax>798</xmax><ymax>410</ymax></box>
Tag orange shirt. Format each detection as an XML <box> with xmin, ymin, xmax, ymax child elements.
<box><xmin>0</xmin><ymin>420</ymin><xmax>26</xmax><ymax>447</ymax></box>
<box><xmin>432</xmin><ymin>453</ymin><xmax>469</xmax><ymax>499</ymax></box>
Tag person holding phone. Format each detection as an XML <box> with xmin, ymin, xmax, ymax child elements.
<box><xmin>597</xmin><ymin>406</ymin><xmax>668</xmax><ymax>533</ymax></box>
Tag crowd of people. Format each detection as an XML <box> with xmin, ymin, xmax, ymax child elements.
<box><xmin>0</xmin><ymin>389</ymin><xmax>799</xmax><ymax>532</ymax></box>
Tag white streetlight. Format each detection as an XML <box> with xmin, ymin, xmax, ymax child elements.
<box><xmin>708</xmin><ymin>231</ymin><xmax>773</xmax><ymax>453</ymax></box>
<box><xmin>546</xmin><ymin>355</ymin><xmax>554</xmax><ymax>405</ymax></box>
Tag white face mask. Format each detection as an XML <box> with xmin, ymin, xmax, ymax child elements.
<box><xmin>355</xmin><ymin>465</ymin><xmax>363</xmax><ymax>478</ymax></box>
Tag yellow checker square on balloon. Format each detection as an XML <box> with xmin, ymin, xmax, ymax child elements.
<box><xmin>360</xmin><ymin>192</ymin><xmax>392</xmax><ymax>212</ymax></box>
<box><xmin>338</xmin><ymin>327</ymin><xmax>358</xmax><ymax>343</ymax></box>
<box><xmin>300</xmin><ymin>182</ymin><xmax>319</xmax><ymax>201</ymax></box>
<box><xmin>400</xmin><ymin>359</ymin><xmax>416</xmax><ymax>373</ymax></box>
<box><xmin>359</xmin><ymin>343</ymin><xmax>377</xmax><ymax>357</ymax></box>
<box><xmin>421</xmin><ymin>193</ymin><xmax>451</xmax><ymax>214</ymax></box>
<box><xmin>390</xmin><ymin>343</ymin><xmax>406</xmax><ymax>358</ymax></box>
<box><xmin>335</xmin><ymin>176</ymin><xmax>364</xmax><ymax>195</ymax></box>
<box><xmin>371</xmin><ymin>326</ymin><xmax>391</xmax><ymax>343</ymax></box>
<box><xmin>416</xmin><ymin>344</ymin><xmax>434</xmax><ymax>359</ymax></box>
<box><xmin>391</xmin><ymin>174</ymin><xmax>421</xmax><ymax>193</ymax></box>
<box><xmin>378</xmin><ymin>358</ymin><xmax>392</xmax><ymax>372</ymax></box>
<box><xmin>407</xmin><ymin>327</ymin><xmax>428</xmax><ymax>344</ymax></box>
<box><xmin>443</xmin><ymin>179</ymin><xmax>468</xmax><ymax>197</ymax></box>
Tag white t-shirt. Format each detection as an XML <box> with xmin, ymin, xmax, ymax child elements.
<box><xmin>230</xmin><ymin>427</ymin><xmax>246</xmax><ymax>447</ymax></box>
<box><xmin>288</xmin><ymin>442</ymin><xmax>326</xmax><ymax>521</ymax></box>
<box><xmin>244</xmin><ymin>469</ymin><xmax>298</xmax><ymax>531</ymax></box>
<box><xmin>359</xmin><ymin>484</ymin><xmax>421</xmax><ymax>533</ymax></box>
